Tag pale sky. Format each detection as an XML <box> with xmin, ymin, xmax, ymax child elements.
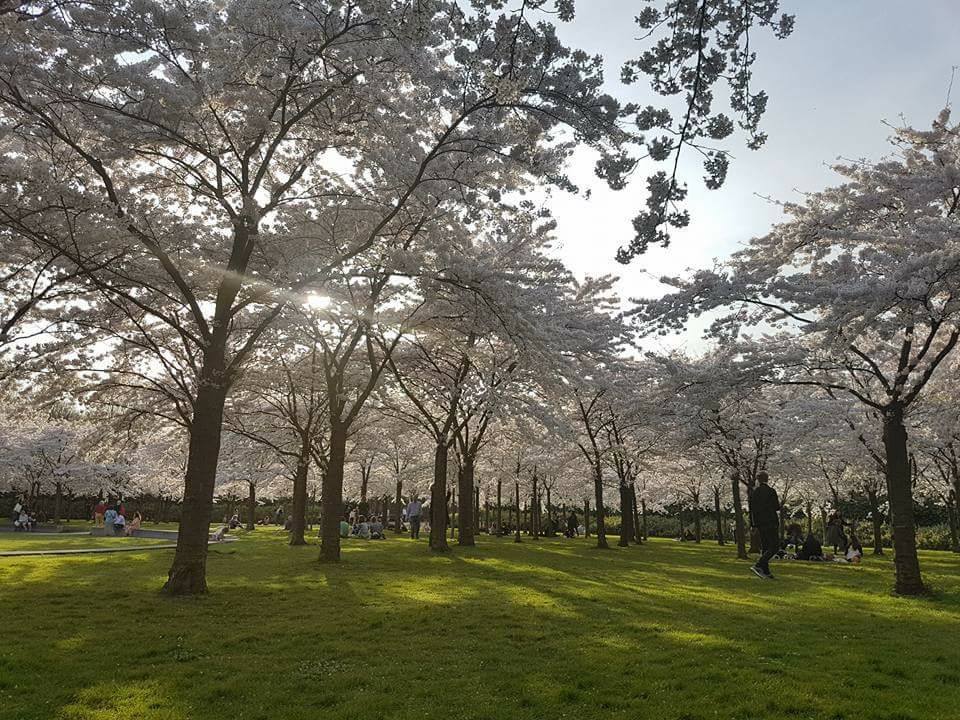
<box><xmin>545</xmin><ymin>0</ymin><xmax>960</xmax><ymax>351</ymax></box>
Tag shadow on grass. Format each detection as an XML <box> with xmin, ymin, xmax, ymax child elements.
<box><xmin>1</xmin><ymin>535</ymin><xmax>959</xmax><ymax>720</ymax></box>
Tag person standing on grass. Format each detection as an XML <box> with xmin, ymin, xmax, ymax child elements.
<box><xmin>405</xmin><ymin>497</ymin><xmax>423</xmax><ymax>539</ymax></box>
<box><xmin>749</xmin><ymin>471</ymin><xmax>781</xmax><ymax>580</ymax></box>
<box><xmin>93</xmin><ymin>499</ymin><xmax>106</xmax><ymax>528</ymax></box>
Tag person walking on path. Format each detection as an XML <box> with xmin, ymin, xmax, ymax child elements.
<box><xmin>405</xmin><ymin>497</ymin><xmax>423</xmax><ymax>539</ymax></box>
<box><xmin>749</xmin><ymin>471</ymin><xmax>781</xmax><ymax>579</ymax></box>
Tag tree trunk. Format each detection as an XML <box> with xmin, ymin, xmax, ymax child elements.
<box><xmin>497</xmin><ymin>479</ymin><xmax>502</xmax><ymax>535</ymax></box>
<box><xmin>163</xmin><ymin>380</ymin><xmax>228</xmax><ymax>595</ymax></box>
<box><xmin>319</xmin><ymin>424</ymin><xmax>348</xmax><ymax>562</ymax></box>
<box><xmin>458</xmin><ymin>454</ymin><xmax>476</xmax><ymax>546</ymax></box>
<box><xmin>945</xmin><ymin>499</ymin><xmax>958</xmax><ymax>555</ymax></box>
<box><xmin>618</xmin><ymin>483</ymin><xmax>632</xmax><ymax>547</ymax></box>
<box><xmin>449</xmin><ymin>486</ymin><xmax>456</xmax><ymax>540</ymax></box>
<box><xmin>430</xmin><ymin>443</ymin><xmax>450</xmax><ymax>552</ymax></box>
<box><xmin>514</xmin><ymin>480</ymin><xmax>522</xmax><ymax>543</ymax></box>
<box><xmin>731</xmin><ymin>474</ymin><xmax>748</xmax><ymax>560</ymax></box>
<box><xmin>545</xmin><ymin>486</ymin><xmax>553</xmax><ymax>535</ymax></box>
<box><xmin>531</xmin><ymin>475</ymin><xmax>539</xmax><ymax>541</ymax></box>
<box><xmin>867</xmin><ymin>488</ymin><xmax>884</xmax><ymax>555</ymax></box>
<box><xmin>882</xmin><ymin>406</ymin><xmax>925</xmax><ymax>594</ymax></box>
<box><xmin>246</xmin><ymin>482</ymin><xmax>256</xmax><ymax>531</ymax></box>
<box><xmin>289</xmin><ymin>444</ymin><xmax>310</xmax><ymax>546</ymax></box>
<box><xmin>714</xmin><ymin>488</ymin><xmax>725</xmax><ymax>546</ymax></box>
<box><xmin>584</xmin><ymin>498</ymin><xmax>590</xmax><ymax>538</ymax></box>
<box><xmin>360</xmin><ymin>468</ymin><xmax>368</xmax><ymax>507</ymax></box>
<box><xmin>394</xmin><ymin>477</ymin><xmax>403</xmax><ymax>534</ymax></box>
<box><xmin>954</xmin><ymin>485</ymin><xmax>960</xmax><ymax>553</ymax></box>
<box><xmin>592</xmin><ymin>468</ymin><xmax>608</xmax><ymax>549</ymax></box>
<box><xmin>53</xmin><ymin>482</ymin><xmax>63</xmax><ymax>525</ymax></box>
<box><xmin>631</xmin><ymin>484</ymin><xmax>643</xmax><ymax>543</ymax></box>
<box><xmin>819</xmin><ymin>505</ymin><xmax>828</xmax><ymax>545</ymax></box>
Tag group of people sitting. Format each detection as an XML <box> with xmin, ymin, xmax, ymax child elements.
<box><xmin>338</xmin><ymin>514</ymin><xmax>387</xmax><ymax>540</ymax></box>
<box><xmin>779</xmin><ymin>522</ymin><xmax>864</xmax><ymax>564</ymax></box>
<box><xmin>94</xmin><ymin>500</ymin><xmax>142</xmax><ymax>536</ymax></box>
<box><xmin>12</xmin><ymin>502</ymin><xmax>37</xmax><ymax>531</ymax></box>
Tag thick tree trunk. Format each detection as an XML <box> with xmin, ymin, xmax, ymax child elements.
<box><xmin>319</xmin><ymin>425</ymin><xmax>348</xmax><ymax>562</ymax></box>
<box><xmin>458</xmin><ymin>454</ymin><xmax>475</xmax><ymax>546</ymax></box>
<box><xmin>289</xmin><ymin>445</ymin><xmax>310</xmax><ymax>546</ymax></box>
<box><xmin>618</xmin><ymin>483</ymin><xmax>632</xmax><ymax>547</ymax></box>
<box><xmin>592</xmin><ymin>468</ymin><xmax>608</xmax><ymax>549</ymax></box>
<box><xmin>731</xmin><ymin>474</ymin><xmax>748</xmax><ymax>560</ymax></box>
<box><xmin>394</xmin><ymin>478</ymin><xmax>403</xmax><ymax>534</ymax></box>
<box><xmin>714</xmin><ymin>488</ymin><xmax>725</xmax><ymax>546</ymax></box>
<box><xmin>882</xmin><ymin>407</ymin><xmax>924</xmax><ymax>595</ymax></box>
<box><xmin>867</xmin><ymin>488</ymin><xmax>884</xmax><ymax>555</ymax></box>
<box><xmin>246</xmin><ymin>482</ymin><xmax>256</xmax><ymax>531</ymax></box>
<box><xmin>163</xmin><ymin>381</ymin><xmax>228</xmax><ymax>595</ymax></box>
<box><xmin>513</xmin><ymin>480</ymin><xmax>522</xmax><ymax>543</ymax></box>
<box><xmin>430</xmin><ymin>443</ymin><xmax>450</xmax><ymax>552</ymax></box>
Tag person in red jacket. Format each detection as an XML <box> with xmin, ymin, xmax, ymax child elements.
<box><xmin>93</xmin><ymin>499</ymin><xmax>106</xmax><ymax>528</ymax></box>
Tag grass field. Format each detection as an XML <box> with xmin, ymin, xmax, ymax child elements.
<box><xmin>0</xmin><ymin>534</ymin><xmax>174</xmax><ymax>553</ymax></box>
<box><xmin>1</xmin><ymin>532</ymin><xmax>959</xmax><ymax>720</ymax></box>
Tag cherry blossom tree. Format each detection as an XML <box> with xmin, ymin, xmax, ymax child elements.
<box><xmin>637</xmin><ymin>111</ymin><xmax>960</xmax><ymax>594</ymax></box>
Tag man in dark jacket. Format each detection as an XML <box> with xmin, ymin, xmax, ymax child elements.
<box><xmin>749</xmin><ymin>471</ymin><xmax>780</xmax><ymax>579</ymax></box>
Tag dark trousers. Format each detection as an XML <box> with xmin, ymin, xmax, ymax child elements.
<box><xmin>756</xmin><ymin>525</ymin><xmax>780</xmax><ymax>574</ymax></box>
<box><xmin>410</xmin><ymin>516</ymin><xmax>421</xmax><ymax>539</ymax></box>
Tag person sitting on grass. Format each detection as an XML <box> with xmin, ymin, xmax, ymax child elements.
<box><xmin>339</xmin><ymin>517</ymin><xmax>351</xmax><ymax>538</ymax></box>
<box><xmin>125</xmin><ymin>511</ymin><xmax>142</xmax><ymax>536</ymax></box>
<box><xmin>354</xmin><ymin>515</ymin><xmax>371</xmax><ymax>540</ymax></box>
<box><xmin>113</xmin><ymin>511</ymin><xmax>126</xmax><ymax>535</ymax></box>
<box><xmin>211</xmin><ymin>525</ymin><xmax>228</xmax><ymax>542</ymax></box>
<box><xmin>845</xmin><ymin>535</ymin><xmax>864</xmax><ymax>563</ymax></box>
<box><xmin>566</xmin><ymin>511</ymin><xmax>578</xmax><ymax>538</ymax></box>
<box><xmin>370</xmin><ymin>516</ymin><xmax>385</xmax><ymax>539</ymax></box>
<box><xmin>795</xmin><ymin>533</ymin><xmax>825</xmax><ymax>561</ymax></box>
<box><xmin>229</xmin><ymin>514</ymin><xmax>241</xmax><ymax>530</ymax></box>
<box><xmin>14</xmin><ymin>509</ymin><xmax>31</xmax><ymax>531</ymax></box>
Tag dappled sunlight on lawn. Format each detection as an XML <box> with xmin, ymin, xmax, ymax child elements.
<box><xmin>59</xmin><ymin>679</ymin><xmax>188</xmax><ymax>720</ymax></box>
<box><xmin>2</xmin><ymin>535</ymin><xmax>959</xmax><ymax>720</ymax></box>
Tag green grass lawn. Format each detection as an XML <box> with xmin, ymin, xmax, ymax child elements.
<box><xmin>1</xmin><ymin>533</ymin><xmax>958</xmax><ymax>720</ymax></box>
<box><xmin>0</xmin><ymin>534</ymin><xmax>174</xmax><ymax>553</ymax></box>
